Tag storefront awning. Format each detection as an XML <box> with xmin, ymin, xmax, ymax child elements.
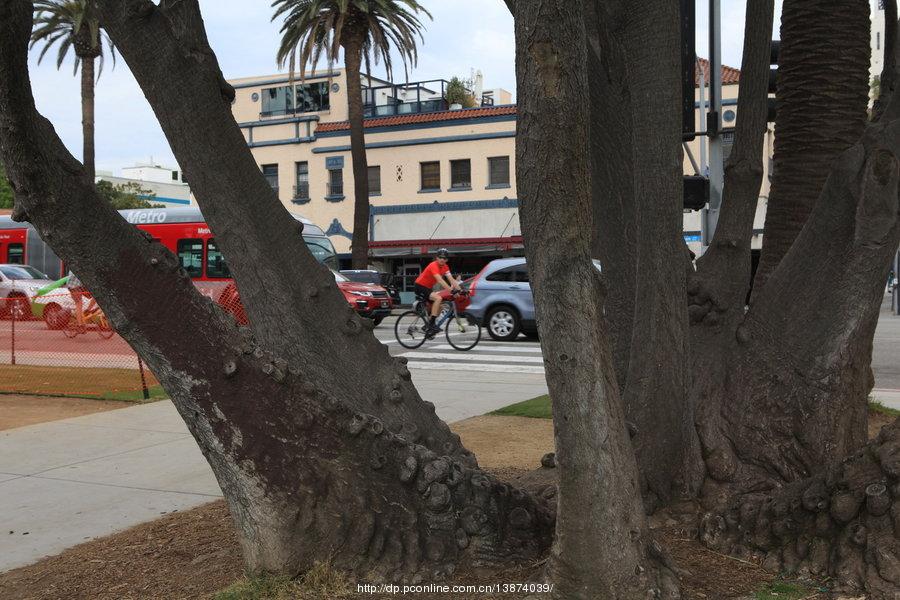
<box><xmin>368</xmin><ymin>236</ymin><xmax>523</xmax><ymax>258</ymax></box>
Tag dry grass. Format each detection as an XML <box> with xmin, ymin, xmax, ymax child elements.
<box><xmin>0</xmin><ymin>364</ymin><xmax>161</xmax><ymax>400</ymax></box>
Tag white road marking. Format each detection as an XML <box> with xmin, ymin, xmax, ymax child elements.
<box><xmin>397</xmin><ymin>352</ymin><xmax>545</xmax><ymax>364</ymax></box>
<box><xmin>406</xmin><ymin>361</ymin><xmax>546</xmax><ymax>374</ymax></box>
<box><xmin>426</xmin><ymin>344</ymin><xmax>543</xmax><ymax>353</ymax></box>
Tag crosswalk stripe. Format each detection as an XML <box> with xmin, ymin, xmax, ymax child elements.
<box><xmin>397</xmin><ymin>352</ymin><xmax>545</xmax><ymax>364</ymax></box>
<box><xmin>406</xmin><ymin>361</ymin><xmax>546</xmax><ymax>374</ymax></box>
<box><xmin>426</xmin><ymin>344</ymin><xmax>543</xmax><ymax>353</ymax></box>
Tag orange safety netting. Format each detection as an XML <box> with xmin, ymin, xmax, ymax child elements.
<box><xmin>0</xmin><ymin>292</ymin><xmax>159</xmax><ymax>401</ymax></box>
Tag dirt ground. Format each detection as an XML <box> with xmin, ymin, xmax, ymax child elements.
<box><xmin>0</xmin><ymin>394</ymin><xmax>130</xmax><ymax>431</ymax></box>
<box><xmin>1</xmin><ymin>409</ymin><xmax>893</xmax><ymax>599</ymax></box>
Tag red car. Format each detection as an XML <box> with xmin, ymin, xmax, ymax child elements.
<box><xmin>334</xmin><ymin>270</ymin><xmax>393</xmax><ymax>325</ymax></box>
<box><xmin>217</xmin><ymin>271</ymin><xmax>393</xmax><ymax>326</ymax></box>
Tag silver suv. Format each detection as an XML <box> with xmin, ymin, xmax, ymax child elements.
<box><xmin>0</xmin><ymin>264</ymin><xmax>54</xmax><ymax>319</ymax></box>
<box><xmin>467</xmin><ymin>257</ymin><xmax>536</xmax><ymax>341</ymax></box>
<box><xmin>466</xmin><ymin>257</ymin><xmax>601</xmax><ymax>341</ymax></box>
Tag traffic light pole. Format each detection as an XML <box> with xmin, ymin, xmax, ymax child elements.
<box><xmin>701</xmin><ymin>0</ymin><xmax>723</xmax><ymax>253</ymax></box>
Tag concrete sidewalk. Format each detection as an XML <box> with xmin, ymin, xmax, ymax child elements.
<box><xmin>0</xmin><ymin>369</ymin><xmax>547</xmax><ymax>572</ymax></box>
<box><xmin>872</xmin><ymin>388</ymin><xmax>900</xmax><ymax>410</ymax></box>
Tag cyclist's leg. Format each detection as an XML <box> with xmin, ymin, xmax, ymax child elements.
<box><xmin>429</xmin><ymin>291</ymin><xmax>443</xmax><ymax>317</ymax></box>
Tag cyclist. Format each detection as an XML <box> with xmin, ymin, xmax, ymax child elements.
<box><xmin>414</xmin><ymin>248</ymin><xmax>461</xmax><ymax>336</ymax></box>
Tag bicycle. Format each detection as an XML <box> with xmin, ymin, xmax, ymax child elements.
<box><xmin>394</xmin><ymin>290</ymin><xmax>481</xmax><ymax>351</ymax></box>
<box><xmin>63</xmin><ymin>288</ymin><xmax>115</xmax><ymax>339</ymax></box>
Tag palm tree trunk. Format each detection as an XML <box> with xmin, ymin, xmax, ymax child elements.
<box><xmin>751</xmin><ymin>0</ymin><xmax>869</xmax><ymax>295</ymax></box>
<box><xmin>342</xmin><ymin>38</ymin><xmax>370</xmax><ymax>270</ymax></box>
<box><xmin>81</xmin><ymin>56</ymin><xmax>95</xmax><ymax>181</ymax></box>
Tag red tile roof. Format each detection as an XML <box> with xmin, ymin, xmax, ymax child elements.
<box><xmin>697</xmin><ymin>57</ymin><xmax>741</xmax><ymax>85</ymax></box>
<box><xmin>314</xmin><ymin>62</ymin><xmax>738</xmax><ymax>133</ymax></box>
<box><xmin>315</xmin><ymin>105</ymin><xmax>517</xmax><ymax>133</ymax></box>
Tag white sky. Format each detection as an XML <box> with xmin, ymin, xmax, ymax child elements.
<box><xmin>27</xmin><ymin>0</ymin><xmax>784</xmax><ymax>174</ymax></box>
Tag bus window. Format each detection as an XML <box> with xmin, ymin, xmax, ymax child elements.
<box><xmin>304</xmin><ymin>236</ymin><xmax>338</xmax><ymax>270</ymax></box>
<box><xmin>6</xmin><ymin>243</ymin><xmax>24</xmax><ymax>264</ymax></box>
<box><xmin>177</xmin><ymin>239</ymin><xmax>204</xmax><ymax>278</ymax></box>
<box><xmin>206</xmin><ymin>239</ymin><xmax>231</xmax><ymax>278</ymax></box>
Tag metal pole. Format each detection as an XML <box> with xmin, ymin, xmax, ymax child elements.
<box><xmin>702</xmin><ymin>0</ymin><xmax>724</xmax><ymax>253</ymax></box>
<box><xmin>137</xmin><ymin>355</ymin><xmax>150</xmax><ymax>401</ymax></box>
<box><xmin>698</xmin><ymin>59</ymin><xmax>707</xmax><ymax>172</ymax></box>
<box><xmin>9</xmin><ymin>296</ymin><xmax>15</xmax><ymax>366</ymax></box>
<box><xmin>893</xmin><ymin>249</ymin><xmax>899</xmax><ymax>315</ymax></box>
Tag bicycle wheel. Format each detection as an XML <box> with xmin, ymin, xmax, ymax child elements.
<box><xmin>445</xmin><ymin>311</ymin><xmax>481</xmax><ymax>351</ymax></box>
<box><xmin>395</xmin><ymin>310</ymin><xmax>428</xmax><ymax>349</ymax></box>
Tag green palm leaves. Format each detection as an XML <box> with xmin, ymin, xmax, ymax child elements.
<box><xmin>30</xmin><ymin>0</ymin><xmax>115</xmax><ymax>76</ymax></box>
<box><xmin>271</xmin><ymin>0</ymin><xmax>430</xmax><ymax>80</ymax></box>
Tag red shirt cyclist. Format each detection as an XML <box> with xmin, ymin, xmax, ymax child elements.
<box><xmin>414</xmin><ymin>248</ymin><xmax>461</xmax><ymax>335</ymax></box>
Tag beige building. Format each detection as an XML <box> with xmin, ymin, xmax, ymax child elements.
<box><xmin>229</xmin><ymin>60</ymin><xmax>768</xmax><ymax>292</ymax></box>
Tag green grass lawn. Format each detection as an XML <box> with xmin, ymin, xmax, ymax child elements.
<box><xmin>215</xmin><ymin>563</ymin><xmax>348</xmax><ymax>600</ymax></box>
<box><xmin>870</xmin><ymin>399</ymin><xmax>900</xmax><ymax>417</ymax></box>
<box><xmin>490</xmin><ymin>394</ymin><xmax>552</xmax><ymax>419</ymax></box>
<box><xmin>0</xmin><ymin>364</ymin><xmax>165</xmax><ymax>402</ymax></box>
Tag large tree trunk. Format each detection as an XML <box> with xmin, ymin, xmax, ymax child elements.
<box><xmin>80</xmin><ymin>55</ymin><xmax>95</xmax><ymax>181</ymax></box>
<box><xmin>515</xmin><ymin>1</ymin><xmax>678</xmax><ymax>597</ymax></box>
<box><xmin>342</xmin><ymin>35</ymin><xmax>371</xmax><ymax>270</ymax></box>
<box><xmin>695</xmin><ymin>8</ymin><xmax>900</xmax><ymax>593</ymax></box>
<box><xmin>752</xmin><ymin>0</ymin><xmax>870</xmax><ymax>294</ymax></box>
<box><xmin>0</xmin><ymin>0</ymin><xmax>554</xmax><ymax>579</ymax></box>
<box><xmin>585</xmin><ymin>0</ymin><xmax>702</xmax><ymax>513</ymax></box>
<box><xmin>701</xmin><ymin>417</ymin><xmax>900</xmax><ymax>598</ymax></box>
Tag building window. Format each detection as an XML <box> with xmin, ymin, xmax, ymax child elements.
<box><xmin>328</xmin><ymin>168</ymin><xmax>344</xmax><ymax>197</ymax></box>
<box><xmin>206</xmin><ymin>239</ymin><xmax>231</xmax><ymax>279</ymax></box>
<box><xmin>294</xmin><ymin>162</ymin><xmax>309</xmax><ymax>201</ymax></box>
<box><xmin>420</xmin><ymin>161</ymin><xmax>440</xmax><ymax>191</ymax></box>
<box><xmin>176</xmin><ymin>239</ymin><xmax>204</xmax><ymax>279</ymax></box>
<box><xmin>368</xmin><ymin>165</ymin><xmax>381</xmax><ymax>195</ymax></box>
<box><xmin>488</xmin><ymin>156</ymin><xmax>510</xmax><ymax>187</ymax></box>
<box><xmin>261</xmin><ymin>85</ymin><xmax>292</xmax><ymax>117</ymax></box>
<box><xmin>171</xmin><ymin>170</ymin><xmax>179</xmax><ymax>181</ymax></box>
<box><xmin>877</xmin><ymin>32</ymin><xmax>881</xmax><ymax>51</ymax></box>
<box><xmin>450</xmin><ymin>159</ymin><xmax>471</xmax><ymax>189</ymax></box>
<box><xmin>262</xmin><ymin>164</ymin><xmax>279</xmax><ymax>194</ymax></box>
<box><xmin>295</xmin><ymin>81</ymin><xmax>330</xmax><ymax>112</ymax></box>
<box><xmin>261</xmin><ymin>82</ymin><xmax>330</xmax><ymax>116</ymax></box>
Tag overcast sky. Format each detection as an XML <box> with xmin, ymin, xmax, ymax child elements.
<box><xmin>27</xmin><ymin>0</ymin><xmax>784</xmax><ymax>174</ymax></box>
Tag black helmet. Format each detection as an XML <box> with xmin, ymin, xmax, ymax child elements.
<box><xmin>436</xmin><ymin>248</ymin><xmax>450</xmax><ymax>259</ymax></box>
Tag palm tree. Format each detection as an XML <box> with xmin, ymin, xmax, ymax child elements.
<box><xmin>30</xmin><ymin>0</ymin><xmax>115</xmax><ymax>181</ymax></box>
<box><xmin>272</xmin><ymin>0</ymin><xmax>431</xmax><ymax>269</ymax></box>
<box><xmin>752</xmin><ymin>0</ymin><xmax>870</xmax><ymax>294</ymax></box>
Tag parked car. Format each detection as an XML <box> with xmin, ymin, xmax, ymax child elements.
<box><xmin>465</xmin><ymin>258</ymin><xmax>536</xmax><ymax>341</ymax></box>
<box><xmin>334</xmin><ymin>270</ymin><xmax>393</xmax><ymax>325</ymax></box>
<box><xmin>340</xmin><ymin>270</ymin><xmax>402</xmax><ymax>306</ymax></box>
<box><xmin>218</xmin><ymin>270</ymin><xmax>393</xmax><ymax>326</ymax></box>
<box><xmin>0</xmin><ymin>264</ymin><xmax>54</xmax><ymax>320</ymax></box>
<box><xmin>465</xmin><ymin>257</ymin><xmax>600</xmax><ymax>341</ymax></box>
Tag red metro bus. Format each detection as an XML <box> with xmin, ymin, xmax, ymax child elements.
<box><xmin>2</xmin><ymin>207</ymin><xmax>393</xmax><ymax>325</ymax></box>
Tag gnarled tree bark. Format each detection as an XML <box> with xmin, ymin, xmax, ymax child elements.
<box><xmin>0</xmin><ymin>0</ymin><xmax>553</xmax><ymax>580</ymax></box>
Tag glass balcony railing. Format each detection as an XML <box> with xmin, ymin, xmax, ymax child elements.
<box><xmin>363</xmin><ymin>98</ymin><xmax>448</xmax><ymax>118</ymax></box>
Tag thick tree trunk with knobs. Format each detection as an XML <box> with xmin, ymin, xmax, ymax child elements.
<box><xmin>701</xmin><ymin>417</ymin><xmax>900</xmax><ymax>599</ymax></box>
<box><xmin>1</xmin><ymin>0</ymin><xmax>897</xmax><ymax>595</ymax></box>
<box><xmin>0</xmin><ymin>0</ymin><xmax>553</xmax><ymax>579</ymax></box>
